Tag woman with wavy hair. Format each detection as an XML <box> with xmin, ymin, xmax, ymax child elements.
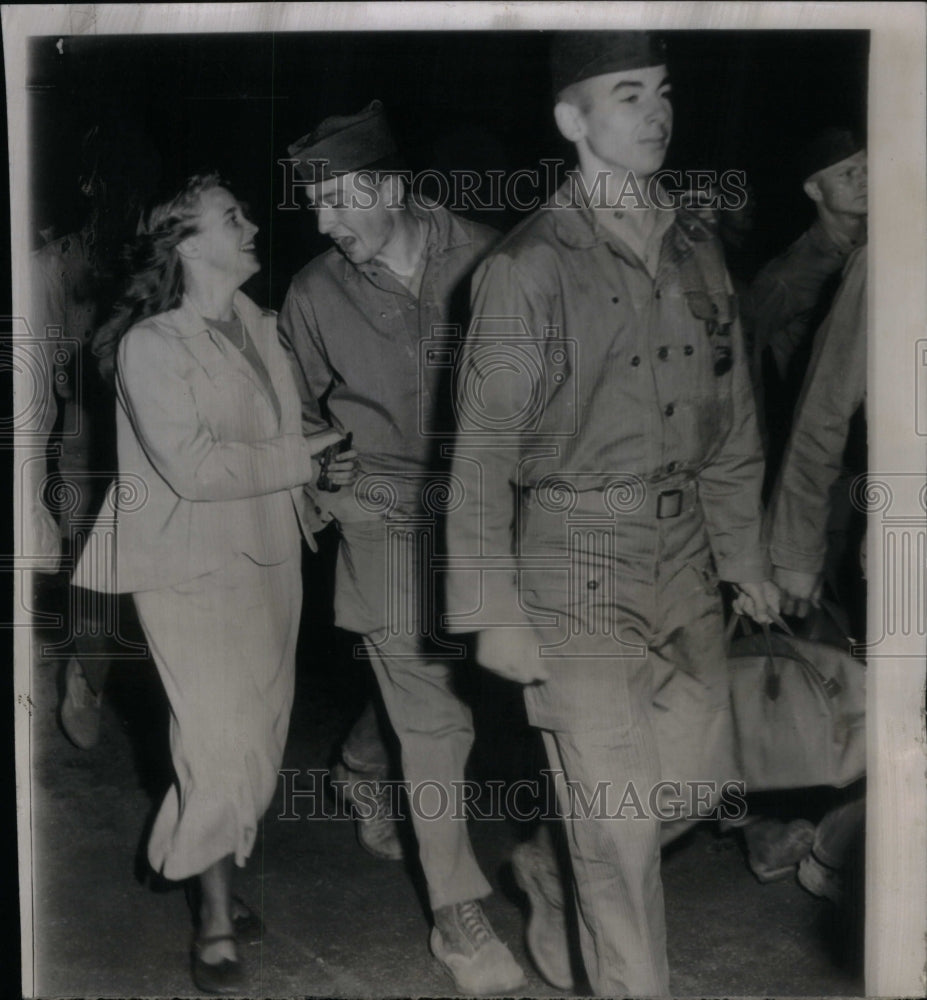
<box><xmin>74</xmin><ymin>173</ymin><xmax>354</xmax><ymax>992</ymax></box>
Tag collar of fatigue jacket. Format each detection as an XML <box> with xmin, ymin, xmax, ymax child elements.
<box><xmin>336</xmin><ymin>196</ymin><xmax>471</xmax><ymax>289</ymax></box>
<box><xmin>548</xmin><ymin>174</ymin><xmax>677</xmax><ymax>272</ymax></box>
<box><xmin>546</xmin><ymin>174</ymin><xmax>733</xmax><ymax>324</ymax></box>
<box><xmin>809</xmin><ymin>216</ymin><xmax>867</xmax><ymax>259</ymax></box>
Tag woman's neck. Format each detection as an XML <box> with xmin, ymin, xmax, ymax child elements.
<box><xmin>184</xmin><ymin>273</ymin><xmax>238</xmax><ymax>322</ymax></box>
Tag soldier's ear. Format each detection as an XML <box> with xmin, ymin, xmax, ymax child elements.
<box><xmin>803</xmin><ymin>178</ymin><xmax>823</xmax><ymax>204</ymax></box>
<box><xmin>554</xmin><ymin>101</ymin><xmax>587</xmax><ymax>144</ymax></box>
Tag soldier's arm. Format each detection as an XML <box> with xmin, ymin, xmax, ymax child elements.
<box><xmin>768</xmin><ymin>250</ymin><xmax>867</xmax><ymax>584</ymax></box>
<box><xmin>445</xmin><ymin>252</ymin><xmax>550</xmax><ymax>683</ymax></box>
<box><xmin>277</xmin><ymin>281</ymin><xmax>339</xmax><ymax>435</ymax></box>
<box><xmin>697</xmin><ymin>312</ymin><xmax>770</xmax><ymax>586</ymax></box>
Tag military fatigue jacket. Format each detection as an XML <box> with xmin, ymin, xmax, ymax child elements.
<box><xmin>749</xmin><ymin>218</ymin><xmax>863</xmax><ymax>380</ymax></box>
<box><xmin>445</xmin><ymin>177</ymin><xmax>768</xmax><ymax>621</ymax></box>
<box><xmin>278</xmin><ymin>199</ymin><xmax>498</xmax><ymax>519</ymax></box>
<box><xmin>768</xmin><ymin>246</ymin><xmax>867</xmax><ymax>575</ymax></box>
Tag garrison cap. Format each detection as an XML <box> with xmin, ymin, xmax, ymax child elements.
<box><xmin>287</xmin><ymin>99</ymin><xmax>398</xmax><ymax>183</ymax></box>
<box><xmin>800</xmin><ymin>127</ymin><xmax>864</xmax><ymax>183</ymax></box>
<box><xmin>551</xmin><ymin>31</ymin><xmax>668</xmax><ymax>98</ymax></box>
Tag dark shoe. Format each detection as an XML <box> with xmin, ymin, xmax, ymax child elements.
<box><xmin>60</xmin><ymin>656</ymin><xmax>102</xmax><ymax>749</ymax></box>
<box><xmin>331</xmin><ymin>759</ymin><xmax>403</xmax><ymax>861</ymax></box>
<box><xmin>511</xmin><ymin>840</ymin><xmax>573</xmax><ymax>989</ymax></box>
<box><xmin>191</xmin><ymin>934</ymin><xmax>243</xmax><ymax>994</ymax></box>
<box><xmin>431</xmin><ymin>899</ymin><xmax>526</xmax><ymax>995</ymax></box>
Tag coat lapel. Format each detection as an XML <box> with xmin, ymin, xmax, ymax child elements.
<box><xmin>163</xmin><ymin>294</ymin><xmax>283</xmax><ymax>429</ymax></box>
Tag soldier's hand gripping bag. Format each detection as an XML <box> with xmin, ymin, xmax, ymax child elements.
<box><xmin>727</xmin><ymin>618</ymin><xmax>866</xmax><ymax>791</ymax></box>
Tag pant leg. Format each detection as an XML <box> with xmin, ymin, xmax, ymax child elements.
<box><xmin>541</xmin><ymin>726</ymin><xmax>669</xmax><ymax>998</ymax></box>
<box><xmin>813</xmin><ymin>795</ymin><xmax>866</xmax><ymax>869</ymax></box>
<box><xmin>363</xmin><ymin>630</ymin><xmax>491</xmax><ymax>910</ymax></box>
<box><xmin>63</xmin><ymin>467</ymin><xmax>136</xmax><ymax>694</ymax></box>
<box><xmin>72</xmin><ymin>635</ymin><xmax>111</xmax><ymax>694</ymax></box>
<box><xmin>650</xmin><ymin>559</ymin><xmax>738</xmax><ymax>845</ymax></box>
<box><xmin>342</xmin><ymin>698</ymin><xmax>391</xmax><ymax>777</ymax></box>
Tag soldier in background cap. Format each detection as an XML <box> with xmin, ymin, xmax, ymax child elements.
<box><xmin>278</xmin><ymin>102</ymin><xmax>525</xmax><ymax>995</ymax></box>
<box><xmin>444</xmin><ymin>31</ymin><xmax>778</xmax><ymax>995</ymax></box>
<box><xmin>747</xmin><ymin>127</ymin><xmax>867</xmax><ymax>482</ymax></box>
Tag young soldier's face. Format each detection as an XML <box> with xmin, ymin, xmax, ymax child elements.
<box><xmin>561</xmin><ymin>64</ymin><xmax>673</xmax><ymax>179</ymax></box>
<box><xmin>807</xmin><ymin>150</ymin><xmax>868</xmax><ymax>217</ymax></box>
<box><xmin>306</xmin><ymin>171</ymin><xmax>398</xmax><ymax>265</ymax></box>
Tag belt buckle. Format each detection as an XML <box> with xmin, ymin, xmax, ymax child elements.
<box><xmin>656</xmin><ymin>488</ymin><xmax>684</xmax><ymax>519</ymax></box>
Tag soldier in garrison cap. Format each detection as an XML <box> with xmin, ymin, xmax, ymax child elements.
<box><xmin>444</xmin><ymin>31</ymin><xmax>779</xmax><ymax>995</ymax></box>
<box><xmin>278</xmin><ymin>102</ymin><xmax>524</xmax><ymax>995</ymax></box>
<box><xmin>747</xmin><ymin>127</ymin><xmax>867</xmax><ymax>480</ymax></box>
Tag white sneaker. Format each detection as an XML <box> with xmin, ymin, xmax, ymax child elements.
<box><xmin>431</xmin><ymin>899</ymin><xmax>526</xmax><ymax>995</ymax></box>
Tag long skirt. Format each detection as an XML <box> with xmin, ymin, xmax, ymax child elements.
<box><xmin>133</xmin><ymin>550</ymin><xmax>301</xmax><ymax>881</ymax></box>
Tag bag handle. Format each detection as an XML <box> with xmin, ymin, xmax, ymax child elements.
<box><xmin>724</xmin><ymin>610</ymin><xmax>758</xmax><ymax>647</ymax></box>
<box><xmin>727</xmin><ymin>614</ymin><xmax>838</xmax><ymax>702</ymax></box>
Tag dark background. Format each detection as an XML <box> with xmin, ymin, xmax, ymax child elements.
<box><xmin>28</xmin><ymin>30</ymin><xmax>868</xmax><ymax>308</ymax></box>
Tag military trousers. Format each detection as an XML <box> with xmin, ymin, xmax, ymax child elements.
<box><xmin>336</xmin><ymin>519</ymin><xmax>492</xmax><ymax>911</ymax></box>
<box><xmin>518</xmin><ymin>485</ymin><xmax>739</xmax><ymax>996</ymax></box>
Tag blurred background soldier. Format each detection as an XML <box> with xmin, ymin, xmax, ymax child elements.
<box><xmin>748</xmin><ymin>127</ymin><xmax>866</xmax><ymax>486</ymax></box>
<box><xmin>764</xmin><ymin>245</ymin><xmax>868</xmax><ymax>903</ymax></box>
<box><xmin>31</xmin><ymin>118</ymin><xmax>160</xmax><ymax>748</ymax></box>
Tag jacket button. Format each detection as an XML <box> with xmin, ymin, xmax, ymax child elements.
<box><xmin>631</xmin><ymin>355</ymin><xmax>641</xmax><ymax>367</ymax></box>
<box><xmin>657</xmin><ymin>346</ymin><xmax>668</xmax><ymax>360</ymax></box>
<box><xmin>611</xmin><ymin>295</ymin><xmax>619</xmax><ymax>303</ymax></box>
<box><xmin>587</xmin><ymin>579</ymin><xmax>598</xmax><ymax>590</ymax></box>
<box><xmin>684</xmin><ymin>344</ymin><xmax>694</xmax><ymax>356</ymax></box>
<box><xmin>314</xmin><ymin>506</ymin><xmax>323</xmax><ymax>515</ymax></box>
<box><xmin>665</xmin><ymin>403</ymin><xmax>675</xmax><ymax>416</ymax></box>
<box><xmin>655</xmin><ymin>289</ymin><xmax>662</xmax><ymax>299</ymax></box>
